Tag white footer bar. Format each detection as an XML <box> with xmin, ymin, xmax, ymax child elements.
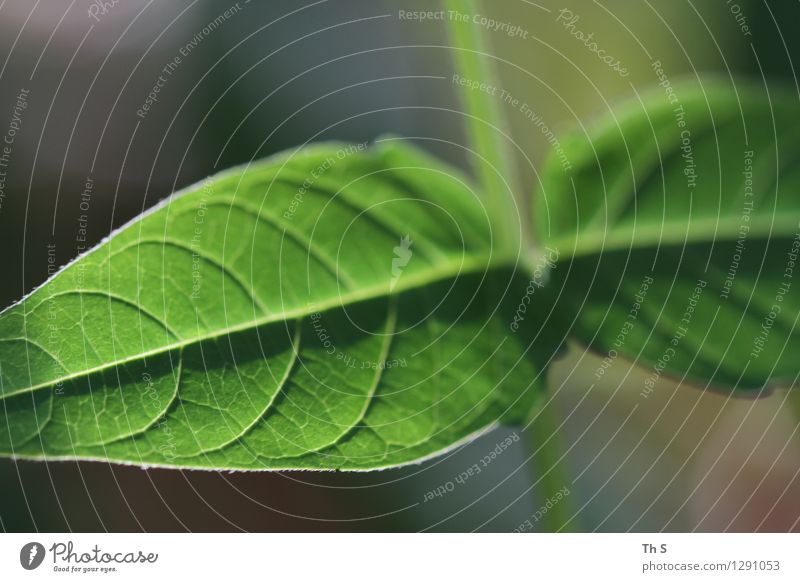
<box><xmin>1</xmin><ymin>533</ymin><xmax>796</xmax><ymax>581</ymax></box>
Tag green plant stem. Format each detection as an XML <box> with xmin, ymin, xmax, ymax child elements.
<box><xmin>444</xmin><ymin>0</ymin><xmax>522</xmax><ymax>253</ymax></box>
<box><xmin>443</xmin><ymin>0</ymin><xmax>576</xmax><ymax>530</ymax></box>
<box><xmin>526</xmin><ymin>400</ymin><xmax>578</xmax><ymax>532</ymax></box>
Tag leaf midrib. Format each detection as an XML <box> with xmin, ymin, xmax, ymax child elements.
<box><xmin>550</xmin><ymin>213</ymin><xmax>800</xmax><ymax>259</ymax></box>
<box><xmin>3</xmin><ymin>252</ymin><xmax>504</xmax><ymax>399</ymax></box>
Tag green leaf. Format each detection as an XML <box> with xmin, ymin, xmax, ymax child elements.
<box><xmin>0</xmin><ymin>140</ymin><xmax>546</xmax><ymax>470</ymax></box>
<box><xmin>535</xmin><ymin>82</ymin><xmax>800</xmax><ymax>392</ymax></box>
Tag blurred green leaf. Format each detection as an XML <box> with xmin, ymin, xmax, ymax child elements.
<box><xmin>536</xmin><ymin>82</ymin><xmax>800</xmax><ymax>391</ymax></box>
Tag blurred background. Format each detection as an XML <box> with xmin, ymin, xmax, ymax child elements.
<box><xmin>1</xmin><ymin>0</ymin><xmax>799</xmax><ymax>531</ymax></box>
